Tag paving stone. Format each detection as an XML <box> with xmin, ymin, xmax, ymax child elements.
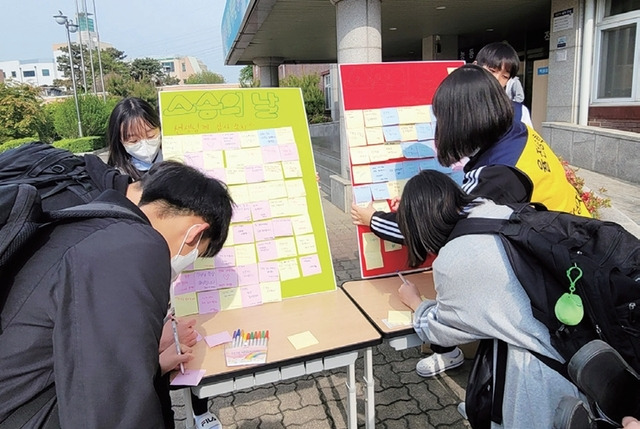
<box><xmin>282</xmin><ymin>404</ymin><xmax>332</xmax><ymax>427</ymax></box>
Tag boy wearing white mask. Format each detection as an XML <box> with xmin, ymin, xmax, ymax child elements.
<box><xmin>0</xmin><ymin>161</ymin><xmax>233</xmax><ymax>428</ymax></box>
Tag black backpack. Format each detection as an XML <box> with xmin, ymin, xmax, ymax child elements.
<box><xmin>449</xmin><ymin>203</ymin><xmax>640</xmax><ymax>428</ymax></box>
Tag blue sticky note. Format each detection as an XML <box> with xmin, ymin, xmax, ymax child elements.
<box><xmin>370</xmin><ymin>164</ymin><xmax>392</xmax><ymax>183</ymax></box>
<box><xmin>257</xmin><ymin>129</ymin><xmax>278</xmax><ymax>146</ymax></box>
<box><xmin>419</xmin><ymin>158</ymin><xmax>437</xmax><ymax>171</ymax></box>
<box><xmin>391</xmin><ymin>162</ymin><xmax>405</xmax><ymax>180</ymax></box>
<box><xmin>370</xmin><ymin>183</ymin><xmax>391</xmax><ymax>200</ymax></box>
<box><xmin>380</xmin><ymin>108</ymin><xmax>400</xmax><ymax>126</ymax></box>
<box><xmin>415</xmin><ymin>123</ymin><xmax>435</xmax><ymax>141</ymax></box>
<box><xmin>403</xmin><ymin>161</ymin><xmax>421</xmax><ymax>178</ymax></box>
<box><xmin>353</xmin><ymin>185</ymin><xmax>372</xmax><ymax>204</ymax></box>
<box><xmin>416</xmin><ymin>142</ymin><xmax>436</xmax><ymax>158</ymax></box>
<box><xmin>401</xmin><ymin>142</ymin><xmax>421</xmax><ymax>159</ymax></box>
<box><xmin>382</xmin><ymin>125</ymin><xmax>402</xmax><ymax>142</ymax></box>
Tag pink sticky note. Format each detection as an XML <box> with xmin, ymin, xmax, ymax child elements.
<box><xmin>233</xmin><ymin>224</ymin><xmax>254</xmax><ymax>244</ymax></box>
<box><xmin>198</xmin><ymin>290</ymin><xmax>221</xmax><ymax>314</ymax></box>
<box><xmin>173</xmin><ymin>272</ymin><xmax>197</xmax><ymax>295</ymax></box>
<box><xmin>261</xmin><ymin>146</ymin><xmax>281</xmax><ymax>163</ymax></box>
<box><xmin>214</xmin><ymin>247</ymin><xmax>236</xmax><ymax>267</ymax></box>
<box><xmin>259</xmin><ymin>261</ymin><xmax>280</xmax><ymax>282</ymax></box>
<box><xmin>204</xmin><ymin>331</ymin><xmax>233</xmax><ymax>348</ymax></box>
<box><xmin>250</xmin><ymin>201</ymin><xmax>271</xmax><ymax>221</ymax></box>
<box><xmin>272</xmin><ymin>218</ymin><xmax>293</xmax><ymax>237</ymax></box>
<box><xmin>236</xmin><ymin>263</ymin><xmax>259</xmax><ymax>286</ymax></box>
<box><xmin>253</xmin><ymin>221</ymin><xmax>275</xmax><ymax>241</ymax></box>
<box><xmin>279</xmin><ymin>144</ymin><xmax>299</xmax><ymax>161</ymax></box>
<box><xmin>195</xmin><ymin>330</ymin><xmax>203</xmax><ymax>342</ymax></box>
<box><xmin>220</xmin><ymin>133</ymin><xmax>240</xmax><ymax>150</ymax></box>
<box><xmin>194</xmin><ymin>270</ymin><xmax>218</xmax><ymax>291</ymax></box>
<box><xmin>184</xmin><ymin>152</ymin><xmax>205</xmax><ymax>169</ymax></box>
<box><xmin>232</xmin><ymin>203</ymin><xmax>252</xmax><ymax>223</ymax></box>
<box><xmin>203</xmin><ymin>134</ymin><xmax>223</xmax><ymax>151</ymax></box>
<box><xmin>256</xmin><ymin>241</ymin><xmax>278</xmax><ymax>262</ymax></box>
<box><xmin>300</xmin><ymin>254</ymin><xmax>322</xmax><ymax>277</ymax></box>
<box><xmin>171</xmin><ymin>369</ymin><xmax>206</xmax><ymax>386</ymax></box>
<box><xmin>245</xmin><ymin>165</ymin><xmax>265</xmax><ymax>183</ymax></box>
<box><xmin>240</xmin><ymin>285</ymin><xmax>263</xmax><ymax>307</ymax></box>
<box><xmin>215</xmin><ymin>267</ymin><xmax>238</xmax><ymax>288</ymax></box>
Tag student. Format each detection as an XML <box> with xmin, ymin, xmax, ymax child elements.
<box><xmin>107</xmin><ymin>97</ymin><xmax>163</xmax><ymax>180</ymax></box>
<box><xmin>351</xmin><ymin>64</ymin><xmax>590</xmax><ymax>378</ymax></box>
<box><xmin>395</xmin><ymin>169</ymin><xmax>588</xmax><ymax>428</ymax></box>
<box><xmin>0</xmin><ymin>161</ymin><xmax>233</xmax><ymax>428</ymax></box>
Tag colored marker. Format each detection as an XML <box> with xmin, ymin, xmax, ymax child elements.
<box><xmin>170</xmin><ymin>313</ymin><xmax>184</xmax><ymax>374</ymax></box>
<box><xmin>397</xmin><ymin>271</ymin><xmax>408</xmax><ymax>285</ymax></box>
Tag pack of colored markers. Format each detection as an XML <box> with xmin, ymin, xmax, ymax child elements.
<box><xmin>224</xmin><ymin>329</ymin><xmax>269</xmax><ymax>367</ymax></box>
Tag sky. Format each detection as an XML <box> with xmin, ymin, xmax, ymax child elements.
<box><xmin>1</xmin><ymin>0</ymin><xmax>242</xmax><ymax>83</ymax></box>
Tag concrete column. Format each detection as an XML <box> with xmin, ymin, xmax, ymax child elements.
<box><xmin>332</xmin><ymin>0</ymin><xmax>382</xmax><ymax>186</ymax></box>
<box><xmin>253</xmin><ymin>57</ymin><xmax>283</xmax><ymax>87</ymax></box>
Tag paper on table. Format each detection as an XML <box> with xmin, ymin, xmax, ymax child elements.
<box><xmin>204</xmin><ymin>331</ymin><xmax>233</xmax><ymax>348</ymax></box>
<box><xmin>388</xmin><ymin>310</ymin><xmax>412</xmax><ymax>325</ymax></box>
<box><xmin>170</xmin><ymin>369</ymin><xmax>206</xmax><ymax>386</ymax></box>
<box><xmin>288</xmin><ymin>331</ymin><xmax>319</xmax><ymax>350</ymax></box>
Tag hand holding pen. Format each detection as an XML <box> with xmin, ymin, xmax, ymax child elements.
<box><xmin>169</xmin><ymin>308</ymin><xmax>185</xmax><ymax>374</ymax></box>
<box><xmin>397</xmin><ymin>271</ymin><xmax>422</xmax><ymax>311</ymax></box>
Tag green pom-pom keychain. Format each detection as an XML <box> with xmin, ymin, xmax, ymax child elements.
<box><xmin>554</xmin><ymin>263</ymin><xmax>584</xmax><ymax>326</ymax></box>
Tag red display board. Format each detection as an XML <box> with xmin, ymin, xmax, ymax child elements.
<box><xmin>339</xmin><ymin>61</ymin><xmax>465</xmax><ymax>278</ymax></box>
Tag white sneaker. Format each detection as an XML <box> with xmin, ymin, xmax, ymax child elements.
<box><xmin>195</xmin><ymin>411</ymin><xmax>221</xmax><ymax>429</ymax></box>
<box><xmin>457</xmin><ymin>402</ymin><xmax>468</xmax><ymax>419</ymax></box>
<box><xmin>416</xmin><ymin>347</ymin><xmax>464</xmax><ymax>377</ymax></box>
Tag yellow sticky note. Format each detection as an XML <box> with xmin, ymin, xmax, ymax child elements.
<box><xmin>238</xmin><ymin>130</ymin><xmax>260</xmax><ymax>148</ymax></box>
<box><xmin>363</xmin><ymin>109</ymin><xmax>382</xmax><ymax>127</ymax></box>
<box><xmin>260</xmin><ymin>281</ymin><xmax>282</xmax><ymax>303</ymax></box>
<box><xmin>287</xmin><ymin>197</ymin><xmax>307</xmax><ymax>216</ymax></box>
<box><xmin>447</xmin><ymin>67</ymin><xmax>459</xmax><ymax>74</ymax></box>
<box><xmin>173</xmin><ymin>293</ymin><xmax>199</xmax><ymax>317</ymax></box>
<box><xmin>344</xmin><ymin>110</ymin><xmax>364</xmax><ymax>129</ymax></box>
<box><xmin>291</xmin><ymin>214</ymin><xmax>313</xmax><ymax>235</ymax></box>
<box><xmin>285</xmin><ymin>179</ymin><xmax>306</xmax><ymax>198</ymax></box>
<box><xmin>386</xmin><ymin>144</ymin><xmax>404</xmax><ymax>159</ymax></box>
<box><xmin>362</xmin><ymin>232</ymin><xmax>384</xmax><ymax>269</ymax></box>
<box><xmin>349</xmin><ymin>146</ymin><xmax>370</xmax><ymax>165</ymax></box>
<box><xmin>278</xmin><ymin>258</ymin><xmax>300</xmax><ymax>281</ymax></box>
<box><xmin>267</xmin><ymin>180</ymin><xmax>288</xmax><ymax>200</ymax></box>
<box><xmin>352</xmin><ymin>165</ymin><xmax>373</xmax><ymax>185</ymax></box>
<box><xmin>295</xmin><ymin>234</ymin><xmax>317</xmax><ymax>255</ymax></box>
<box><xmin>281</xmin><ymin>160</ymin><xmax>303</xmax><ymax>178</ymax></box>
<box><xmin>388</xmin><ymin>310</ymin><xmax>412</xmax><ymax>325</ymax></box>
<box><xmin>387</xmin><ymin>181</ymin><xmax>402</xmax><ymax>199</ymax></box>
<box><xmin>399</xmin><ymin>125</ymin><xmax>418</xmax><ymax>142</ymax></box>
<box><xmin>415</xmin><ymin>105</ymin><xmax>432</xmax><ymax>123</ymax></box>
<box><xmin>397</xmin><ymin>106</ymin><xmax>419</xmax><ymax>125</ymax></box>
<box><xmin>194</xmin><ymin>257</ymin><xmax>215</xmax><ymax>270</ymax></box>
<box><xmin>248</xmin><ymin>182</ymin><xmax>272</xmax><ymax>202</ymax></box>
<box><xmin>275</xmin><ymin>237</ymin><xmax>298</xmax><ymax>259</ymax></box>
<box><xmin>225</xmin><ymin>149</ymin><xmax>249</xmax><ymax>169</ymax></box>
<box><xmin>275</xmin><ymin>127</ymin><xmax>296</xmax><ymax>144</ymax></box>
<box><xmin>372</xmin><ymin>200</ymin><xmax>390</xmax><ymax>211</ymax></box>
<box><xmin>204</xmin><ymin>151</ymin><xmax>225</xmax><ymax>169</ymax></box>
<box><xmin>242</xmin><ymin>147</ymin><xmax>264</xmax><ymax>165</ymax></box>
<box><xmin>288</xmin><ymin>331</ymin><xmax>319</xmax><ymax>350</ymax></box>
<box><xmin>180</xmin><ymin>135</ymin><xmax>203</xmax><ymax>153</ymax></box>
<box><xmin>235</xmin><ymin>243</ymin><xmax>257</xmax><ymax>265</ymax></box>
<box><xmin>368</xmin><ymin>145</ymin><xmax>389</xmax><ymax>163</ymax></box>
<box><xmin>365</xmin><ymin>127</ymin><xmax>385</xmax><ymax>145</ymax></box>
<box><xmin>225</xmin><ymin>167</ymin><xmax>247</xmax><ymax>185</ymax></box>
<box><xmin>269</xmin><ymin>198</ymin><xmax>289</xmax><ymax>217</ymax></box>
<box><xmin>346</xmin><ymin>128</ymin><xmax>367</xmax><ymax>147</ymax></box>
<box><xmin>263</xmin><ymin>163</ymin><xmax>284</xmax><ymax>181</ymax></box>
<box><xmin>384</xmin><ymin>241</ymin><xmax>403</xmax><ymax>252</ymax></box>
<box><xmin>228</xmin><ymin>184</ymin><xmax>250</xmax><ymax>204</ymax></box>
<box><xmin>219</xmin><ymin>288</ymin><xmax>243</xmax><ymax>310</ymax></box>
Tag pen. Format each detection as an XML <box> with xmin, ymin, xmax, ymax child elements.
<box><xmin>397</xmin><ymin>271</ymin><xmax>408</xmax><ymax>285</ymax></box>
<box><xmin>170</xmin><ymin>309</ymin><xmax>184</xmax><ymax>374</ymax></box>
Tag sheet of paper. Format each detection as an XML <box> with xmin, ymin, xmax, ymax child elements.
<box><xmin>388</xmin><ymin>310</ymin><xmax>413</xmax><ymax>325</ymax></box>
<box><xmin>362</xmin><ymin>232</ymin><xmax>384</xmax><ymax>270</ymax></box>
<box><xmin>344</xmin><ymin>110</ymin><xmax>364</xmax><ymax>129</ymax></box>
<box><xmin>174</xmin><ymin>292</ymin><xmax>199</xmax><ymax>317</ymax></box>
<box><xmin>384</xmin><ymin>241</ymin><xmax>403</xmax><ymax>252</ymax></box>
<box><xmin>288</xmin><ymin>331</ymin><xmax>319</xmax><ymax>350</ymax></box>
<box><xmin>352</xmin><ymin>165</ymin><xmax>373</xmax><ymax>185</ymax></box>
<box><xmin>204</xmin><ymin>331</ymin><xmax>233</xmax><ymax>348</ymax></box>
<box><xmin>260</xmin><ymin>281</ymin><xmax>282</xmax><ymax>303</ymax></box>
<box><xmin>347</xmin><ymin>128</ymin><xmax>367</xmax><ymax>147</ymax></box>
<box><xmin>278</xmin><ymin>258</ymin><xmax>300</xmax><ymax>281</ymax></box>
<box><xmin>170</xmin><ymin>369</ymin><xmax>206</xmax><ymax>386</ymax></box>
<box><xmin>365</xmin><ymin>127</ymin><xmax>385</xmax><ymax>145</ymax></box>
<box><xmin>363</xmin><ymin>109</ymin><xmax>382</xmax><ymax>127</ymax></box>
<box><xmin>349</xmin><ymin>146</ymin><xmax>370</xmax><ymax>165</ymax></box>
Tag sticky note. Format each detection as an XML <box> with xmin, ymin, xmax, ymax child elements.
<box><xmin>194</xmin><ymin>270</ymin><xmax>217</xmax><ymax>291</ymax></box>
<box><xmin>198</xmin><ymin>290</ymin><xmax>221</xmax><ymax>314</ymax></box>
<box><xmin>245</xmin><ymin>165</ymin><xmax>265</xmax><ymax>183</ymax></box>
<box><xmin>181</xmin><ymin>135</ymin><xmax>204</xmax><ymax>153</ymax></box>
<box><xmin>258</xmin><ymin>262</ymin><xmax>280</xmax><ymax>283</ymax></box>
<box><xmin>279</xmin><ymin>144</ymin><xmax>299</xmax><ymax>161</ymax></box>
<box><xmin>238</xmin><ymin>130</ymin><xmax>260</xmax><ymax>148</ymax></box>
<box><xmin>349</xmin><ymin>146</ymin><xmax>370</xmax><ymax>165</ymax></box>
<box><xmin>287</xmin><ymin>197</ymin><xmax>308</xmax><ymax>216</ymax></box>
<box><xmin>173</xmin><ymin>292</ymin><xmax>199</xmax><ymax>317</ymax></box>
<box><xmin>225</xmin><ymin>167</ymin><xmax>247</xmax><ymax>185</ymax></box>
<box><xmin>263</xmin><ymin>163</ymin><xmax>284</xmax><ymax>181</ymax></box>
<box><xmin>299</xmin><ymin>254</ymin><xmax>322</xmax><ymax>277</ymax></box>
<box><xmin>368</xmin><ymin>145</ymin><xmax>390</xmax><ymax>163</ymax></box>
<box><xmin>261</xmin><ymin>145</ymin><xmax>281</xmax><ymax>163</ymax></box>
<box><xmin>365</xmin><ymin>127</ymin><xmax>385</xmax><ymax>145</ymax></box>
<box><xmin>288</xmin><ymin>331</ymin><xmax>319</xmax><ymax>350</ymax></box>
<box><xmin>267</xmin><ymin>181</ymin><xmax>288</xmax><ymax>200</ymax></box>
<box><xmin>352</xmin><ymin>165</ymin><xmax>373</xmax><ymax>185</ymax></box>
<box><xmin>388</xmin><ymin>310</ymin><xmax>412</xmax><ymax>326</ymax></box>
<box><xmin>256</xmin><ymin>240</ymin><xmax>278</xmax><ymax>262</ymax></box>
<box><xmin>281</xmin><ymin>160</ymin><xmax>303</xmax><ymax>178</ymax></box>
<box><xmin>275</xmin><ymin>237</ymin><xmax>298</xmax><ymax>259</ymax></box>
<box><xmin>278</xmin><ymin>258</ymin><xmax>300</xmax><ymax>281</ymax></box>
<box><xmin>170</xmin><ymin>369</ymin><xmax>206</xmax><ymax>386</ymax></box>
<box><xmin>272</xmin><ymin>217</ymin><xmax>293</xmax><ymax>237</ymax></box>
<box><xmin>214</xmin><ymin>247</ymin><xmax>236</xmax><ymax>267</ymax></box>
<box><xmin>362</xmin><ymin>232</ymin><xmax>384</xmax><ymax>270</ymax></box>
<box><xmin>275</xmin><ymin>126</ymin><xmax>296</xmax><ymax>144</ymax></box>
<box><xmin>250</xmin><ymin>200</ymin><xmax>272</xmax><ymax>221</ymax></box>
<box><xmin>344</xmin><ymin>110</ymin><xmax>364</xmax><ymax>129</ymax></box>
<box><xmin>231</xmin><ymin>203</ymin><xmax>252</xmax><ymax>223</ymax></box>
<box><xmin>291</xmin><ymin>214</ymin><xmax>313</xmax><ymax>235</ymax></box>
<box><xmin>203</xmin><ymin>151</ymin><xmax>224</xmax><ymax>169</ymax></box>
<box><xmin>396</xmin><ymin>106</ymin><xmax>419</xmax><ymax>125</ymax></box>
<box><xmin>184</xmin><ymin>152</ymin><xmax>204</xmax><ymax>169</ymax></box>
<box><xmin>382</xmin><ymin>126</ymin><xmax>402</xmax><ymax>142</ymax></box>
<box><xmin>285</xmin><ymin>179</ymin><xmax>306</xmax><ymax>198</ymax></box>
<box><xmin>295</xmin><ymin>234</ymin><xmax>317</xmax><ymax>255</ymax></box>
<box><xmin>240</xmin><ymin>285</ymin><xmax>262</xmax><ymax>307</ymax></box>
<box><xmin>232</xmin><ymin>224</ymin><xmax>254</xmax><ymax>245</ymax></box>
<box><xmin>415</xmin><ymin>105</ymin><xmax>432</xmax><ymax>123</ymax></box>
<box><xmin>399</xmin><ymin>124</ymin><xmax>417</xmax><ymax>142</ymax></box>
<box><xmin>220</xmin><ymin>133</ymin><xmax>241</xmax><ymax>150</ymax></box>
<box><xmin>260</xmin><ymin>281</ymin><xmax>282</xmax><ymax>303</ymax></box>
<box><xmin>219</xmin><ymin>288</ymin><xmax>243</xmax><ymax>310</ymax></box>
<box><xmin>253</xmin><ymin>221</ymin><xmax>275</xmax><ymax>241</ymax></box>
<box><xmin>352</xmin><ymin>185</ymin><xmax>372</xmax><ymax>204</ymax></box>
<box><xmin>380</xmin><ymin>108</ymin><xmax>400</xmax><ymax>126</ymax></box>
<box><xmin>346</xmin><ymin>128</ymin><xmax>367</xmax><ymax>147</ymax></box>
<box><xmin>215</xmin><ymin>267</ymin><xmax>238</xmax><ymax>288</ymax></box>
<box><xmin>384</xmin><ymin>241</ymin><xmax>403</xmax><ymax>252</ymax></box>
<box><xmin>173</xmin><ymin>273</ymin><xmax>197</xmax><ymax>295</ymax></box>
<box><xmin>258</xmin><ymin>129</ymin><xmax>278</xmax><ymax>146</ymax></box>
<box><xmin>370</xmin><ymin>183</ymin><xmax>391</xmax><ymax>200</ymax></box>
<box><xmin>363</xmin><ymin>109</ymin><xmax>383</xmax><ymax>127</ymax></box>
<box><xmin>372</xmin><ymin>200</ymin><xmax>390</xmax><ymax>211</ymax></box>
<box><xmin>202</xmin><ymin>133</ymin><xmax>223</xmax><ymax>151</ymax></box>
<box><xmin>204</xmin><ymin>331</ymin><xmax>233</xmax><ymax>347</ymax></box>
<box><xmin>236</xmin><ymin>263</ymin><xmax>259</xmax><ymax>286</ymax></box>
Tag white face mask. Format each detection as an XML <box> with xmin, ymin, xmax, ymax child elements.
<box><xmin>170</xmin><ymin>224</ymin><xmax>202</xmax><ymax>282</ymax></box>
<box><xmin>124</xmin><ymin>136</ymin><xmax>161</xmax><ymax>164</ymax></box>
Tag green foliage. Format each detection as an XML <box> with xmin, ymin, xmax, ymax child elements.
<box><xmin>36</xmin><ymin>103</ymin><xmax>59</xmax><ymax>143</ymax></box>
<box><xmin>185</xmin><ymin>71</ymin><xmax>226</xmax><ymax>85</ymax></box>
<box><xmin>239</xmin><ymin>65</ymin><xmax>259</xmax><ymax>87</ymax></box>
<box><xmin>0</xmin><ymin>137</ymin><xmax>40</xmax><ymax>154</ymax></box>
<box><xmin>279</xmin><ymin>74</ymin><xmax>327</xmax><ymax>122</ymax></box>
<box><xmin>0</xmin><ymin>83</ymin><xmax>49</xmax><ymax>144</ymax></box>
<box><xmin>56</xmin><ymin>45</ymin><xmax>130</xmax><ymax>94</ymax></box>
<box><xmin>52</xmin><ymin>136</ymin><xmax>106</xmax><ymax>153</ymax></box>
<box><xmin>130</xmin><ymin>58</ymin><xmax>166</xmax><ymax>84</ymax></box>
<box><xmin>52</xmin><ymin>95</ymin><xmax>120</xmax><ymax>139</ymax></box>
<box><xmin>105</xmin><ymin>73</ymin><xmax>159</xmax><ymax>110</ymax></box>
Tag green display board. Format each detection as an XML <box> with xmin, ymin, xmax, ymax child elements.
<box><xmin>158</xmin><ymin>88</ymin><xmax>336</xmax><ymax>316</ymax></box>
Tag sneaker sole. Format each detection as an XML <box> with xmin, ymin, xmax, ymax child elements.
<box><xmin>553</xmin><ymin>396</ymin><xmax>597</xmax><ymax>429</ymax></box>
<box><xmin>416</xmin><ymin>357</ymin><xmax>464</xmax><ymax>377</ymax></box>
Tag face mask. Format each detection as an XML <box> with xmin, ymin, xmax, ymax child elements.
<box><xmin>124</xmin><ymin>136</ymin><xmax>161</xmax><ymax>164</ymax></box>
<box><xmin>170</xmin><ymin>224</ymin><xmax>202</xmax><ymax>282</ymax></box>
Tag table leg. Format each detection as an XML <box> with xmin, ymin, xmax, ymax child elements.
<box><xmin>363</xmin><ymin>347</ymin><xmax>375</xmax><ymax>428</ymax></box>
<box><xmin>346</xmin><ymin>362</ymin><xmax>357</xmax><ymax>429</ymax></box>
<box><xmin>183</xmin><ymin>388</ymin><xmax>195</xmax><ymax>429</ymax></box>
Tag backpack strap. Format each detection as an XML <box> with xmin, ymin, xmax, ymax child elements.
<box><xmin>0</xmin><ymin>384</ymin><xmax>56</xmax><ymax>429</ymax></box>
<box><xmin>48</xmin><ymin>202</ymin><xmax>145</xmax><ymax>223</ymax></box>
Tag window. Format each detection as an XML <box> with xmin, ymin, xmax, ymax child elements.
<box><xmin>323</xmin><ymin>73</ymin><xmax>332</xmax><ymax>111</ymax></box>
<box><xmin>42</xmin><ymin>69</ymin><xmax>50</xmax><ymax>77</ymax></box>
<box><xmin>161</xmin><ymin>62</ymin><xmax>175</xmax><ymax>73</ymax></box>
<box><xmin>594</xmin><ymin>4</ymin><xmax>640</xmax><ymax>101</ymax></box>
<box><xmin>181</xmin><ymin>63</ymin><xmax>186</xmax><ymax>72</ymax></box>
<box><xmin>11</xmin><ymin>71</ymin><xmax>16</xmax><ymax>78</ymax></box>
<box><xmin>23</xmin><ymin>70</ymin><xmax>35</xmax><ymax>78</ymax></box>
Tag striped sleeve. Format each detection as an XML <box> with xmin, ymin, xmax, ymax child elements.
<box><xmin>369</xmin><ymin>211</ymin><xmax>405</xmax><ymax>244</ymax></box>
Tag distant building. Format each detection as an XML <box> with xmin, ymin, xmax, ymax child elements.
<box><xmin>0</xmin><ymin>59</ymin><xmax>59</xmax><ymax>86</ymax></box>
<box><xmin>159</xmin><ymin>56</ymin><xmax>208</xmax><ymax>83</ymax></box>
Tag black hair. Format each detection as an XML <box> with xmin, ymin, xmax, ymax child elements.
<box><xmin>138</xmin><ymin>161</ymin><xmax>234</xmax><ymax>257</ymax></box>
<box><xmin>107</xmin><ymin>97</ymin><xmax>161</xmax><ymax>181</ymax></box>
<box><xmin>432</xmin><ymin>64</ymin><xmax>514</xmax><ymax>166</ymax></box>
<box><xmin>475</xmin><ymin>41</ymin><xmax>520</xmax><ymax>78</ymax></box>
<box><xmin>397</xmin><ymin>170</ymin><xmax>478</xmax><ymax>267</ymax></box>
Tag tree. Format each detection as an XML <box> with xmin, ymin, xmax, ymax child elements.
<box><xmin>105</xmin><ymin>73</ymin><xmax>159</xmax><ymax>110</ymax></box>
<box><xmin>56</xmin><ymin>45</ymin><xmax>129</xmax><ymax>93</ymax></box>
<box><xmin>0</xmin><ymin>83</ymin><xmax>50</xmax><ymax>143</ymax></box>
<box><xmin>184</xmin><ymin>71</ymin><xmax>226</xmax><ymax>85</ymax></box>
<box><xmin>239</xmin><ymin>65</ymin><xmax>259</xmax><ymax>87</ymax></box>
<box><xmin>130</xmin><ymin>58</ymin><xmax>166</xmax><ymax>84</ymax></box>
<box><xmin>279</xmin><ymin>74</ymin><xmax>328</xmax><ymax>123</ymax></box>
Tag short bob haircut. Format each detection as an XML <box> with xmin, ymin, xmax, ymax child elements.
<box><xmin>107</xmin><ymin>97</ymin><xmax>162</xmax><ymax>180</ymax></box>
<box><xmin>433</xmin><ymin>64</ymin><xmax>514</xmax><ymax>167</ymax></box>
<box><xmin>475</xmin><ymin>41</ymin><xmax>520</xmax><ymax>79</ymax></box>
<box><xmin>138</xmin><ymin>161</ymin><xmax>234</xmax><ymax>258</ymax></box>
<box><xmin>397</xmin><ymin>170</ymin><xmax>478</xmax><ymax>268</ymax></box>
